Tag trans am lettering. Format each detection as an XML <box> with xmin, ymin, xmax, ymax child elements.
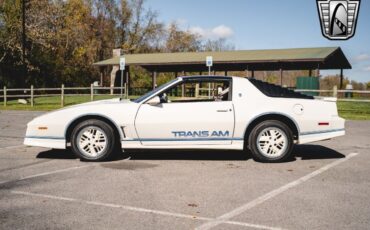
<box><xmin>172</xmin><ymin>130</ymin><xmax>230</xmax><ymax>138</ymax></box>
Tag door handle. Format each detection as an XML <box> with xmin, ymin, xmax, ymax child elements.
<box><xmin>217</xmin><ymin>109</ymin><xmax>231</xmax><ymax>112</ymax></box>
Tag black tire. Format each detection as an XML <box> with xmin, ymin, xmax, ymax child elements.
<box><xmin>70</xmin><ymin>119</ymin><xmax>119</xmax><ymax>161</ymax></box>
<box><xmin>248</xmin><ymin>120</ymin><xmax>293</xmax><ymax>163</ymax></box>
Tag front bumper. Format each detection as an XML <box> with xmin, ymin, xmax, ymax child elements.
<box><xmin>24</xmin><ymin>137</ymin><xmax>66</xmax><ymax>149</ymax></box>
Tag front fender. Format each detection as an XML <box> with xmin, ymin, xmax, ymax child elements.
<box><xmin>25</xmin><ymin>102</ymin><xmax>139</xmax><ymax>145</ymax></box>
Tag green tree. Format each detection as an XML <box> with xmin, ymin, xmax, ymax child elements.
<box><xmin>0</xmin><ymin>0</ymin><xmax>236</xmax><ymax>88</ymax></box>
<box><xmin>203</xmin><ymin>38</ymin><xmax>235</xmax><ymax>51</ymax></box>
<box><xmin>117</xmin><ymin>0</ymin><xmax>164</xmax><ymax>54</ymax></box>
<box><xmin>0</xmin><ymin>0</ymin><xmax>24</xmax><ymax>87</ymax></box>
<box><xmin>165</xmin><ymin>23</ymin><xmax>201</xmax><ymax>52</ymax></box>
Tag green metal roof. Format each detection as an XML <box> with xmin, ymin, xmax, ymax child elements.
<box><xmin>93</xmin><ymin>47</ymin><xmax>351</xmax><ymax>71</ymax></box>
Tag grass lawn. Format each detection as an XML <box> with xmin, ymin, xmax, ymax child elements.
<box><xmin>336</xmin><ymin>101</ymin><xmax>370</xmax><ymax>120</ymax></box>
<box><xmin>0</xmin><ymin>95</ymin><xmax>139</xmax><ymax>111</ymax></box>
<box><xmin>1</xmin><ymin>96</ymin><xmax>370</xmax><ymax>120</ymax></box>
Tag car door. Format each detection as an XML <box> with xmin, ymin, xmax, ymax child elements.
<box><xmin>134</xmin><ymin>101</ymin><xmax>235</xmax><ymax>146</ymax></box>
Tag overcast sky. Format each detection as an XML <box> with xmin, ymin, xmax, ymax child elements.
<box><xmin>146</xmin><ymin>0</ymin><xmax>370</xmax><ymax>82</ymax></box>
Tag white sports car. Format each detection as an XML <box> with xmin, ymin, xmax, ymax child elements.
<box><xmin>24</xmin><ymin>76</ymin><xmax>345</xmax><ymax>162</ymax></box>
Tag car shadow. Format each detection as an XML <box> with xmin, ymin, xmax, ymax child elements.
<box><xmin>36</xmin><ymin>149</ymin><xmax>249</xmax><ymax>161</ymax></box>
<box><xmin>292</xmin><ymin>144</ymin><xmax>345</xmax><ymax>160</ymax></box>
<box><xmin>128</xmin><ymin>149</ymin><xmax>250</xmax><ymax>161</ymax></box>
<box><xmin>36</xmin><ymin>149</ymin><xmax>77</xmax><ymax>160</ymax></box>
<box><xmin>127</xmin><ymin>144</ymin><xmax>345</xmax><ymax>161</ymax></box>
<box><xmin>36</xmin><ymin>144</ymin><xmax>345</xmax><ymax>162</ymax></box>
<box><xmin>36</xmin><ymin>149</ymin><xmax>131</xmax><ymax>162</ymax></box>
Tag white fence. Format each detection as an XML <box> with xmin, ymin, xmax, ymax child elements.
<box><xmin>0</xmin><ymin>84</ymin><xmax>127</xmax><ymax>107</ymax></box>
<box><xmin>294</xmin><ymin>87</ymin><xmax>370</xmax><ymax>102</ymax></box>
<box><xmin>0</xmin><ymin>84</ymin><xmax>370</xmax><ymax>108</ymax></box>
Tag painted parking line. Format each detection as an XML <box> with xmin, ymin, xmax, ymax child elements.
<box><xmin>0</xmin><ymin>145</ymin><xmax>25</xmax><ymax>150</ymax></box>
<box><xmin>0</xmin><ymin>112</ymin><xmax>44</xmax><ymax>116</ymax></box>
<box><xmin>0</xmin><ymin>164</ymin><xmax>91</xmax><ymax>185</ymax></box>
<box><xmin>0</xmin><ymin>157</ymin><xmax>131</xmax><ymax>185</ymax></box>
<box><xmin>11</xmin><ymin>190</ymin><xmax>284</xmax><ymax>230</ymax></box>
<box><xmin>0</xmin><ymin>136</ymin><xmax>24</xmax><ymax>139</ymax></box>
<box><xmin>195</xmin><ymin>152</ymin><xmax>359</xmax><ymax>230</ymax></box>
<box><xmin>0</xmin><ymin>159</ymin><xmax>52</xmax><ymax>173</ymax></box>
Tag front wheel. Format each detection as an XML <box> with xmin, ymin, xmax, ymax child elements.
<box><xmin>248</xmin><ymin>120</ymin><xmax>293</xmax><ymax>163</ymax></box>
<box><xmin>71</xmin><ymin>119</ymin><xmax>119</xmax><ymax>161</ymax></box>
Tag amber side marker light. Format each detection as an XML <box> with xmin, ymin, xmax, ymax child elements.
<box><xmin>38</xmin><ymin>127</ymin><xmax>48</xmax><ymax>130</ymax></box>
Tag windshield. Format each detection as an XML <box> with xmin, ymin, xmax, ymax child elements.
<box><xmin>133</xmin><ymin>78</ymin><xmax>179</xmax><ymax>103</ymax></box>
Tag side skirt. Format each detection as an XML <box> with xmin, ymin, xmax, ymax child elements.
<box><xmin>121</xmin><ymin>140</ymin><xmax>244</xmax><ymax>150</ymax></box>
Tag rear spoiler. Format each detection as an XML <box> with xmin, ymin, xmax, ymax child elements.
<box><xmin>315</xmin><ymin>97</ymin><xmax>337</xmax><ymax>102</ymax></box>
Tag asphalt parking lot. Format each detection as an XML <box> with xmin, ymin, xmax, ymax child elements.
<box><xmin>0</xmin><ymin>110</ymin><xmax>369</xmax><ymax>230</ymax></box>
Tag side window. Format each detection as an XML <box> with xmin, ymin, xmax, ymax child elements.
<box><xmin>160</xmin><ymin>79</ymin><xmax>231</xmax><ymax>103</ymax></box>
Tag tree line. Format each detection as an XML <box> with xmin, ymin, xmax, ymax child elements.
<box><xmin>0</xmin><ymin>0</ymin><xmax>233</xmax><ymax>88</ymax></box>
<box><xmin>0</xmin><ymin>0</ymin><xmax>368</xmax><ymax>90</ymax></box>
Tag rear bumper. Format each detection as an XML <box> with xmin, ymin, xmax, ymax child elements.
<box><xmin>298</xmin><ymin>129</ymin><xmax>345</xmax><ymax>144</ymax></box>
<box><xmin>24</xmin><ymin>137</ymin><xmax>66</xmax><ymax>149</ymax></box>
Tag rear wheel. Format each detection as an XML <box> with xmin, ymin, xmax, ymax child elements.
<box><xmin>248</xmin><ymin>120</ymin><xmax>293</xmax><ymax>162</ymax></box>
<box><xmin>71</xmin><ymin>119</ymin><xmax>119</xmax><ymax>161</ymax></box>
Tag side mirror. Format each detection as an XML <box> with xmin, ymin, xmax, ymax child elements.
<box><xmin>147</xmin><ymin>96</ymin><xmax>161</xmax><ymax>105</ymax></box>
<box><xmin>217</xmin><ymin>87</ymin><xmax>223</xmax><ymax>95</ymax></box>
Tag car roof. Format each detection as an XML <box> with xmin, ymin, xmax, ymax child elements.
<box><xmin>180</xmin><ymin>75</ymin><xmax>233</xmax><ymax>81</ymax></box>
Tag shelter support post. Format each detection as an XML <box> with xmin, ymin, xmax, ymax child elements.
<box><xmin>316</xmin><ymin>64</ymin><xmax>320</xmax><ymax>77</ymax></box>
<box><xmin>182</xmin><ymin>85</ymin><xmax>185</xmax><ymax>98</ymax></box>
<box><xmin>152</xmin><ymin>71</ymin><xmax>157</xmax><ymax>89</ymax></box>
<box><xmin>173</xmin><ymin>72</ymin><xmax>179</xmax><ymax>96</ymax></box>
<box><xmin>100</xmin><ymin>72</ymin><xmax>103</xmax><ymax>86</ymax></box>
<box><xmin>224</xmin><ymin>71</ymin><xmax>228</xmax><ymax>76</ymax></box>
<box><xmin>340</xmin><ymin>69</ymin><xmax>343</xmax><ymax>89</ymax></box>
<box><xmin>126</xmin><ymin>67</ymin><xmax>130</xmax><ymax>98</ymax></box>
<box><xmin>309</xmin><ymin>69</ymin><xmax>312</xmax><ymax>77</ymax></box>
<box><xmin>280</xmin><ymin>68</ymin><xmax>283</xmax><ymax>86</ymax></box>
<box><xmin>251</xmin><ymin>70</ymin><xmax>254</xmax><ymax>79</ymax></box>
<box><xmin>181</xmin><ymin>84</ymin><xmax>185</xmax><ymax>98</ymax></box>
<box><xmin>181</xmin><ymin>71</ymin><xmax>185</xmax><ymax>97</ymax></box>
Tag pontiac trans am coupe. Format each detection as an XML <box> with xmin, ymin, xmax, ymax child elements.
<box><xmin>24</xmin><ymin>76</ymin><xmax>345</xmax><ymax>162</ymax></box>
